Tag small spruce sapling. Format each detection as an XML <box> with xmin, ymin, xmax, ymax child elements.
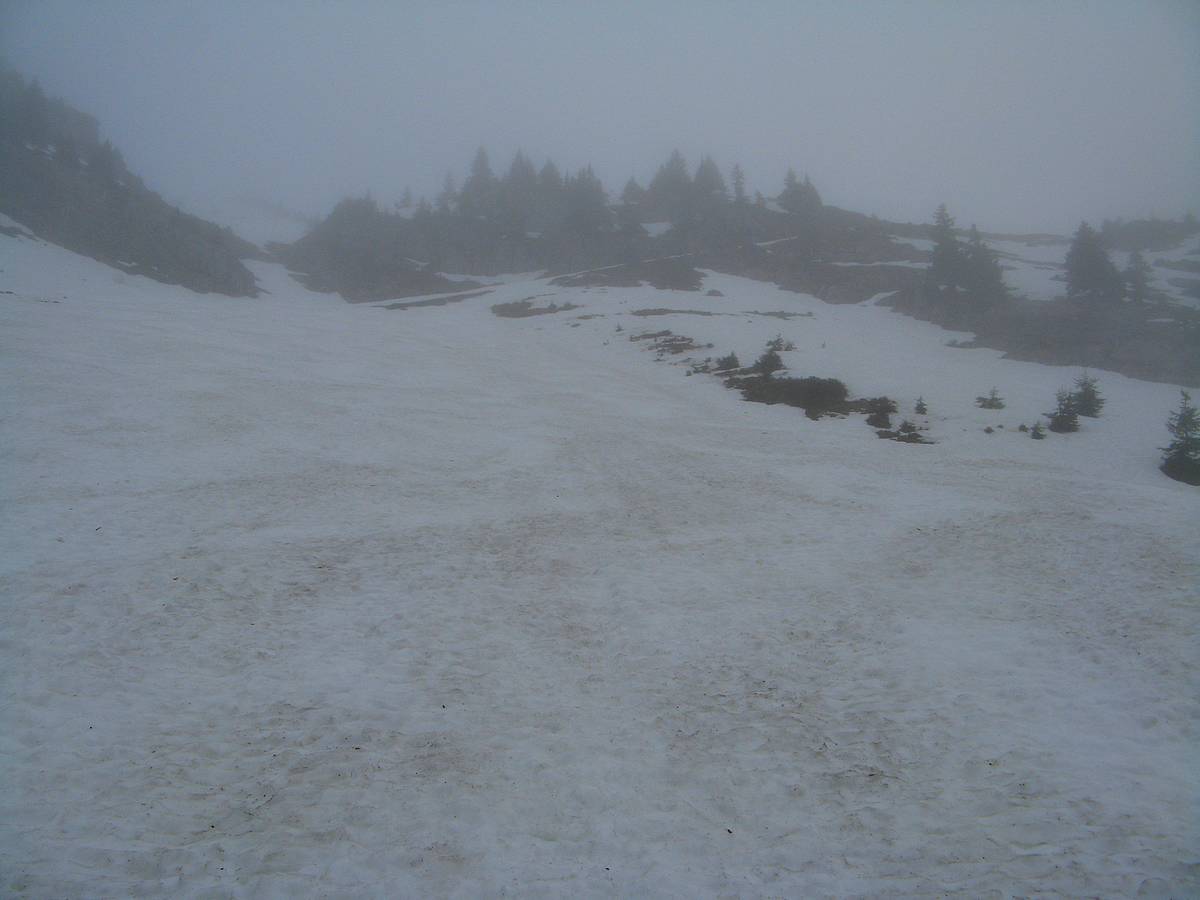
<box><xmin>1047</xmin><ymin>390</ymin><xmax>1080</xmax><ymax>433</ymax></box>
<box><xmin>915</xmin><ymin>396</ymin><xmax>928</xmax><ymax>415</ymax></box>
<box><xmin>714</xmin><ymin>352</ymin><xmax>740</xmax><ymax>371</ymax></box>
<box><xmin>1161</xmin><ymin>390</ymin><xmax>1200</xmax><ymax>485</ymax></box>
<box><xmin>1030</xmin><ymin>422</ymin><xmax>1046</xmax><ymax>439</ymax></box>
<box><xmin>975</xmin><ymin>388</ymin><xmax>1005</xmax><ymax>409</ymax></box>
<box><xmin>753</xmin><ymin>349</ymin><xmax>784</xmax><ymax>377</ymax></box>
<box><xmin>1072</xmin><ymin>372</ymin><xmax>1104</xmax><ymax>417</ymax></box>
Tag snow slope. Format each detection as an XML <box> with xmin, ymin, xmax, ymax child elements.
<box><xmin>1</xmin><ymin>232</ymin><xmax>1197</xmax><ymax>897</ymax></box>
<box><xmin>985</xmin><ymin>237</ymin><xmax>1200</xmax><ymax>307</ymax></box>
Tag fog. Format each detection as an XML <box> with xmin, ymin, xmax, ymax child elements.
<box><xmin>2</xmin><ymin>0</ymin><xmax>1198</xmax><ymax>235</ymax></box>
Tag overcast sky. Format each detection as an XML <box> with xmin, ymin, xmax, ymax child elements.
<box><xmin>2</xmin><ymin>0</ymin><xmax>1198</xmax><ymax>236</ymax></box>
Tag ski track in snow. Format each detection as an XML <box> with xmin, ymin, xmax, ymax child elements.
<box><xmin>1</xmin><ymin>234</ymin><xmax>1198</xmax><ymax>897</ymax></box>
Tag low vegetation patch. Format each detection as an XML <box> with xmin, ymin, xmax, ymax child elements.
<box><xmin>745</xmin><ymin>310</ymin><xmax>813</xmax><ymax>319</ymax></box>
<box><xmin>732</xmin><ymin>375</ymin><xmax>858</xmax><ymax>419</ymax></box>
<box><xmin>716</xmin><ymin>366</ymin><xmax>915</xmax><ymax>438</ymax></box>
<box><xmin>491</xmin><ymin>299</ymin><xmax>581</xmax><ymax>317</ymax></box>
<box><xmin>631</xmin><ymin>308</ymin><xmax>717</xmax><ymax>317</ymax></box>
<box><xmin>877</xmin><ymin>420</ymin><xmax>933</xmax><ymax>443</ymax></box>
<box><xmin>382</xmin><ymin>288</ymin><xmax>494</xmax><ymax>310</ymax></box>
<box><xmin>629</xmin><ymin>328</ymin><xmax>708</xmax><ymax>355</ymax></box>
<box><xmin>975</xmin><ymin>388</ymin><xmax>1005</xmax><ymax>409</ymax></box>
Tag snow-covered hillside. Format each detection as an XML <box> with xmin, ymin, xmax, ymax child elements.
<box><xmin>1</xmin><ymin>231</ymin><xmax>1197</xmax><ymax>897</ymax></box>
<box><xmin>982</xmin><ymin>235</ymin><xmax>1200</xmax><ymax>307</ymax></box>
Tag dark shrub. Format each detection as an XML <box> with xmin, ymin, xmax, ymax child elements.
<box><xmin>752</xmin><ymin>349</ymin><xmax>785</xmax><ymax>376</ymax></box>
<box><xmin>737</xmin><ymin>376</ymin><xmax>848</xmax><ymax>418</ymax></box>
<box><xmin>975</xmin><ymin>388</ymin><xmax>1005</xmax><ymax>409</ymax></box>
<box><xmin>1161</xmin><ymin>390</ymin><xmax>1200</xmax><ymax>485</ymax></box>
<box><xmin>714</xmin><ymin>352</ymin><xmax>740</xmax><ymax>371</ymax></box>
<box><xmin>863</xmin><ymin>395</ymin><xmax>898</xmax><ymax>429</ymax></box>
<box><xmin>1072</xmin><ymin>373</ymin><xmax>1105</xmax><ymax>417</ymax></box>
<box><xmin>876</xmin><ymin>419</ymin><xmax>933</xmax><ymax>443</ymax></box>
<box><xmin>1047</xmin><ymin>389</ymin><xmax>1080</xmax><ymax>433</ymax></box>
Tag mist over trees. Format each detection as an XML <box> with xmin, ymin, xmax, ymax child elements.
<box><xmin>2</xmin><ymin>54</ymin><xmax>1197</xmax><ymax>386</ymax></box>
<box><xmin>0</xmin><ymin>65</ymin><xmax>258</xmax><ymax>295</ymax></box>
<box><xmin>275</xmin><ymin>145</ymin><xmax>832</xmax><ymax>296</ymax></box>
<box><xmin>921</xmin><ymin>205</ymin><xmax>1009</xmax><ymax>322</ymax></box>
<box><xmin>1065</xmin><ymin>222</ymin><xmax>1124</xmax><ymax>303</ymax></box>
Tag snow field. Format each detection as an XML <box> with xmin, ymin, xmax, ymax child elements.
<box><xmin>1</xmin><ymin>234</ymin><xmax>1197</xmax><ymax>896</ymax></box>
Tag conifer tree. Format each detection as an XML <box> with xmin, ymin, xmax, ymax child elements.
<box><xmin>692</xmin><ymin>156</ymin><xmax>728</xmax><ymax>204</ymax></box>
<box><xmin>778</xmin><ymin>168</ymin><xmax>800</xmax><ymax>209</ymax></box>
<box><xmin>563</xmin><ymin>165</ymin><xmax>609</xmax><ymax>235</ymax></box>
<box><xmin>1065</xmin><ymin>221</ymin><xmax>1124</xmax><ymax>302</ymax></box>
<box><xmin>620</xmin><ymin>176</ymin><xmax>645</xmax><ymax>207</ymax></box>
<box><xmin>503</xmin><ymin>150</ymin><xmax>538</xmax><ymax>210</ymax></box>
<box><xmin>1071</xmin><ymin>372</ymin><xmax>1104</xmax><ymax>417</ymax></box>
<box><xmin>498</xmin><ymin>150</ymin><xmax>538</xmax><ymax>232</ymax></box>
<box><xmin>975</xmin><ymin>387</ymin><xmax>1005</xmax><ymax>409</ymax></box>
<box><xmin>1124</xmin><ymin>249</ymin><xmax>1152</xmax><ymax>303</ymax></box>
<box><xmin>534</xmin><ymin>160</ymin><xmax>566</xmax><ymax>231</ymax></box>
<box><xmin>537</xmin><ymin>159</ymin><xmax>564</xmax><ymax>194</ymax></box>
<box><xmin>731</xmin><ymin>163</ymin><xmax>747</xmax><ymax>205</ymax></box>
<box><xmin>459</xmin><ymin>146</ymin><xmax>498</xmax><ymax>219</ymax></box>
<box><xmin>962</xmin><ymin>224</ymin><xmax>1007</xmax><ymax>306</ymax></box>
<box><xmin>753</xmin><ymin>349</ymin><xmax>784</xmax><ymax>376</ymax></box>
<box><xmin>436</xmin><ymin>172</ymin><xmax>457</xmax><ymax>214</ymax></box>
<box><xmin>801</xmin><ymin>175</ymin><xmax>821</xmax><ymax>209</ymax></box>
<box><xmin>778</xmin><ymin>168</ymin><xmax>820</xmax><ymax>214</ymax></box>
<box><xmin>617</xmin><ymin>177</ymin><xmax>644</xmax><ymax>233</ymax></box>
<box><xmin>1046</xmin><ymin>389</ymin><xmax>1080</xmax><ymax>432</ymax></box>
<box><xmin>928</xmin><ymin>204</ymin><xmax>963</xmax><ymax>289</ymax></box>
<box><xmin>645</xmin><ymin>150</ymin><xmax>692</xmax><ymax>223</ymax></box>
<box><xmin>1161</xmin><ymin>390</ymin><xmax>1200</xmax><ymax>484</ymax></box>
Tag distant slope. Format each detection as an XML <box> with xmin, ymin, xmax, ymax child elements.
<box><xmin>270</xmin><ymin>197</ymin><xmax>474</xmax><ymax>301</ymax></box>
<box><xmin>0</xmin><ymin>66</ymin><xmax>260</xmax><ymax>297</ymax></box>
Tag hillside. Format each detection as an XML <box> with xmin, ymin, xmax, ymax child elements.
<box><xmin>0</xmin><ymin>68</ymin><xmax>260</xmax><ymax>296</ymax></box>
<box><xmin>2</xmin><ymin>231</ymin><xmax>1196</xmax><ymax>896</ymax></box>
<box><xmin>275</xmin><ymin>148</ymin><xmax>1199</xmax><ymax>385</ymax></box>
